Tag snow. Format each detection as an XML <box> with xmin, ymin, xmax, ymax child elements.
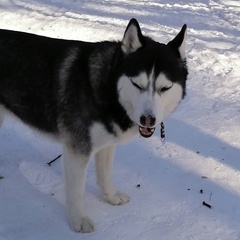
<box><xmin>1</xmin><ymin>0</ymin><xmax>240</xmax><ymax>239</ymax></box>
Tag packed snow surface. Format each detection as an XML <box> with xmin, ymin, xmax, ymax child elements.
<box><xmin>0</xmin><ymin>0</ymin><xmax>240</xmax><ymax>239</ymax></box>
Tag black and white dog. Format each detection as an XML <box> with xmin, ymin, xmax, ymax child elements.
<box><xmin>0</xmin><ymin>19</ymin><xmax>188</xmax><ymax>232</ymax></box>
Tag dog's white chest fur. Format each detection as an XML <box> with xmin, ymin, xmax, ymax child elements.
<box><xmin>90</xmin><ymin>122</ymin><xmax>138</xmax><ymax>153</ymax></box>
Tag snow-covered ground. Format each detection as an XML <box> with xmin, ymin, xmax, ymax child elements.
<box><xmin>0</xmin><ymin>0</ymin><xmax>240</xmax><ymax>239</ymax></box>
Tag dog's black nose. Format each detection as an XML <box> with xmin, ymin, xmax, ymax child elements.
<box><xmin>140</xmin><ymin>115</ymin><xmax>156</xmax><ymax>127</ymax></box>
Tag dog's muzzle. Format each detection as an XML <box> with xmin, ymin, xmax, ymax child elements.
<box><xmin>139</xmin><ymin>115</ymin><xmax>156</xmax><ymax>138</ymax></box>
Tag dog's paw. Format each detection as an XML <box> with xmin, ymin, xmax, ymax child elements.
<box><xmin>69</xmin><ymin>216</ymin><xmax>94</xmax><ymax>233</ymax></box>
<box><xmin>104</xmin><ymin>191</ymin><xmax>130</xmax><ymax>205</ymax></box>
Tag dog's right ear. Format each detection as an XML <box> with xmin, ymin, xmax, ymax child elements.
<box><xmin>121</xmin><ymin>18</ymin><xmax>144</xmax><ymax>55</ymax></box>
<box><xmin>167</xmin><ymin>24</ymin><xmax>187</xmax><ymax>60</ymax></box>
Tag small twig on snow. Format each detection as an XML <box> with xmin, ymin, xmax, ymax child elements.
<box><xmin>209</xmin><ymin>192</ymin><xmax>213</xmax><ymax>201</ymax></box>
<box><xmin>47</xmin><ymin>154</ymin><xmax>62</xmax><ymax>166</ymax></box>
<box><xmin>202</xmin><ymin>201</ymin><xmax>212</xmax><ymax>209</ymax></box>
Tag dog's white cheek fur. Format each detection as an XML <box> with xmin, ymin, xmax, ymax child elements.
<box><xmin>161</xmin><ymin>83</ymin><xmax>183</xmax><ymax>118</ymax></box>
<box><xmin>117</xmin><ymin>76</ymin><xmax>139</xmax><ymax>122</ymax></box>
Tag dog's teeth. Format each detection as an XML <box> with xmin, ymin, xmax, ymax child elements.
<box><xmin>139</xmin><ymin>126</ymin><xmax>156</xmax><ymax>138</ymax></box>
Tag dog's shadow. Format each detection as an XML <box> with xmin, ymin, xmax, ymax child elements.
<box><xmin>115</xmin><ymin>117</ymin><xmax>240</xmax><ymax>232</ymax></box>
<box><xmin>166</xmin><ymin>118</ymin><xmax>240</xmax><ymax>171</ymax></box>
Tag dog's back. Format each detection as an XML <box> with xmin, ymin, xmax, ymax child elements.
<box><xmin>0</xmin><ymin>30</ymin><xmax>64</xmax><ymax>132</ymax></box>
<box><xmin>0</xmin><ymin>30</ymin><xmax>92</xmax><ymax>133</ymax></box>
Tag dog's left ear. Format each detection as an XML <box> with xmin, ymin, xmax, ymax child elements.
<box><xmin>121</xmin><ymin>18</ymin><xmax>144</xmax><ymax>55</ymax></box>
<box><xmin>167</xmin><ymin>24</ymin><xmax>187</xmax><ymax>60</ymax></box>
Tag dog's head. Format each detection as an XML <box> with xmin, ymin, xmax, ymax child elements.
<box><xmin>117</xmin><ymin>19</ymin><xmax>188</xmax><ymax>138</ymax></box>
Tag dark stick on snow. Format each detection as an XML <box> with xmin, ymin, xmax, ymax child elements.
<box><xmin>202</xmin><ymin>201</ymin><xmax>212</xmax><ymax>209</ymax></box>
<box><xmin>47</xmin><ymin>154</ymin><xmax>62</xmax><ymax>166</ymax></box>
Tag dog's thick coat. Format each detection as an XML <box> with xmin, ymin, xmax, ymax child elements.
<box><xmin>0</xmin><ymin>19</ymin><xmax>188</xmax><ymax>232</ymax></box>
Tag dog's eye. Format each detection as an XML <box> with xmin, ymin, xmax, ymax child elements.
<box><xmin>161</xmin><ymin>86</ymin><xmax>172</xmax><ymax>92</ymax></box>
<box><xmin>130</xmin><ymin>78</ymin><xmax>143</xmax><ymax>91</ymax></box>
<box><xmin>158</xmin><ymin>84</ymin><xmax>173</xmax><ymax>94</ymax></box>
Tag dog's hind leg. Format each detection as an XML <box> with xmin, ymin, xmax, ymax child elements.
<box><xmin>63</xmin><ymin>143</ymin><xmax>94</xmax><ymax>233</ymax></box>
<box><xmin>95</xmin><ymin>145</ymin><xmax>130</xmax><ymax>205</ymax></box>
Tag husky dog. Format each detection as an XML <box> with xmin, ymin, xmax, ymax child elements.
<box><xmin>0</xmin><ymin>19</ymin><xmax>188</xmax><ymax>232</ymax></box>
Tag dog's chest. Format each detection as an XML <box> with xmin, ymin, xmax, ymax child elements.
<box><xmin>90</xmin><ymin>122</ymin><xmax>138</xmax><ymax>152</ymax></box>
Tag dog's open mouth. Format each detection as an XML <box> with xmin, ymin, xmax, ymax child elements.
<box><xmin>139</xmin><ymin>126</ymin><xmax>156</xmax><ymax>138</ymax></box>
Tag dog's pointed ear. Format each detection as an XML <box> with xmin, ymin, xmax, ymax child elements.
<box><xmin>121</xmin><ymin>18</ymin><xmax>144</xmax><ymax>54</ymax></box>
<box><xmin>167</xmin><ymin>24</ymin><xmax>187</xmax><ymax>60</ymax></box>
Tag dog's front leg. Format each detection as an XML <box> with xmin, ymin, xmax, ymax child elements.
<box><xmin>95</xmin><ymin>145</ymin><xmax>130</xmax><ymax>205</ymax></box>
<box><xmin>63</xmin><ymin>144</ymin><xmax>94</xmax><ymax>233</ymax></box>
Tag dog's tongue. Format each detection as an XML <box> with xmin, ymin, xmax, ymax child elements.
<box><xmin>139</xmin><ymin>126</ymin><xmax>155</xmax><ymax>138</ymax></box>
